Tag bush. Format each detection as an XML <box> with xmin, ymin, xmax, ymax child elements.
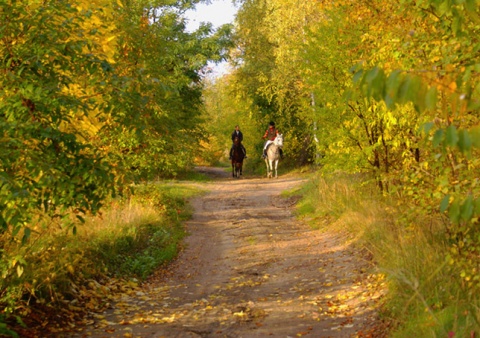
<box><xmin>0</xmin><ymin>181</ymin><xmax>202</xmax><ymax>335</ymax></box>
<box><xmin>297</xmin><ymin>171</ymin><xmax>480</xmax><ymax>336</ymax></box>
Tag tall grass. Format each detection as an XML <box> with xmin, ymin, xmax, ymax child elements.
<box><xmin>295</xmin><ymin>171</ymin><xmax>480</xmax><ymax>337</ymax></box>
<box><xmin>0</xmin><ymin>181</ymin><xmax>204</xmax><ymax>336</ymax></box>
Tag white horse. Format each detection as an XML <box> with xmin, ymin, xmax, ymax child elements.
<box><xmin>265</xmin><ymin>134</ymin><xmax>283</xmax><ymax>178</ymax></box>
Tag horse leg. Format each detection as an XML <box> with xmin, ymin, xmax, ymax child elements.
<box><xmin>274</xmin><ymin>160</ymin><xmax>278</xmax><ymax>178</ymax></box>
<box><xmin>234</xmin><ymin>163</ymin><xmax>240</xmax><ymax>178</ymax></box>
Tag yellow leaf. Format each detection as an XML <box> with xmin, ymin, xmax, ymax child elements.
<box><xmin>449</xmin><ymin>81</ymin><xmax>457</xmax><ymax>92</ymax></box>
<box><xmin>127</xmin><ymin>280</ymin><xmax>138</xmax><ymax>288</ymax></box>
<box><xmin>17</xmin><ymin>265</ymin><xmax>24</xmax><ymax>277</ymax></box>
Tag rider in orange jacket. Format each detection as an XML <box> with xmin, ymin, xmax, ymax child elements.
<box><xmin>262</xmin><ymin>121</ymin><xmax>283</xmax><ymax>159</ymax></box>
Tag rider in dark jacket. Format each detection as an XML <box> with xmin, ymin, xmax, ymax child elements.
<box><xmin>229</xmin><ymin>125</ymin><xmax>247</xmax><ymax>160</ymax></box>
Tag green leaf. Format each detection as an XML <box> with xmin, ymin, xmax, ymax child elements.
<box><xmin>432</xmin><ymin>129</ymin><xmax>444</xmax><ymax>147</ymax></box>
<box><xmin>12</xmin><ymin>225</ymin><xmax>22</xmax><ymax>237</ymax></box>
<box><xmin>452</xmin><ymin>16</ymin><xmax>462</xmax><ymax>35</ymax></box>
<box><xmin>384</xmin><ymin>70</ymin><xmax>403</xmax><ymax>109</ymax></box>
<box><xmin>425</xmin><ymin>86</ymin><xmax>438</xmax><ymax>111</ymax></box>
<box><xmin>437</xmin><ymin>0</ymin><xmax>451</xmax><ymax>16</ymax></box>
<box><xmin>460</xmin><ymin>195</ymin><xmax>474</xmax><ymax>221</ymax></box>
<box><xmin>421</xmin><ymin>122</ymin><xmax>435</xmax><ymax>135</ymax></box>
<box><xmin>457</xmin><ymin>129</ymin><xmax>472</xmax><ymax>153</ymax></box>
<box><xmin>474</xmin><ymin>198</ymin><xmax>480</xmax><ymax>216</ymax></box>
<box><xmin>364</xmin><ymin>67</ymin><xmax>386</xmax><ymax>100</ymax></box>
<box><xmin>397</xmin><ymin>76</ymin><xmax>421</xmax><ymax>104</ymax></box>
<box><xmin>445</xmin><ymin>125</ymin><xmax>459</xmax><ymax>147</ymax></box>
<box><xmin>21</xmin><ymin>227</ymin><xmax>31</xmax><ymax>245</ymax></box>
<box><xmin>465</xmin><ymin>0</ymin><xmax>476</xmax><ymax>12</ymax></box>
<box><xmin>440</xmin><ymin>194</ymin><xmax>450</xmax><ymax>213</ymax></box>
<box><xmin>470</xmin><ymin>127</ymin><xmax>480</xmax><ymax>148</ymax></box>
<box><xmin>448</xmin><ymin>200</ymin><xmax>461</xmax><ymax>225</ymax></box>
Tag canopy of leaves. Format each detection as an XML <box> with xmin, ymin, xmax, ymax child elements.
<box><xmin>0</xmin><ymin>0</ymin><xmax>233</xmax><ymax>233</ymax></box>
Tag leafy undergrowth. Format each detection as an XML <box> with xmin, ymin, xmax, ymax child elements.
<box><xmin>0</xmin><ymin>180</ymin><xmax>204</xmax><ymax>337</ymax></box>
<box><xmin>294</xmin><ymin>171</ymin><xmax>480</xmax><ymax>337</ymax></box>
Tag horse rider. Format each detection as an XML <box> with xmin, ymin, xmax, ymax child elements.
<box><xmin>262</xmin><ymin>121</ymin><xmax>283</xmax><ymax>159</ymax></box>
<box><xmin>229</xmin><ymin>125</ymin><xmax>247</xmax><ymax>160</ymax></box>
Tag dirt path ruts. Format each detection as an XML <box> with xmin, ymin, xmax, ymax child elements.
<box><xmin>77</xmin><ymin>167</ymin><xmax>384</xmax><ymax>338</ymax></box>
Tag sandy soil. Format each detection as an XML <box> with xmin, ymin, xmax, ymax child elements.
<box><xmin>75</xmin><ymin>167</ymin><xmax>386</xmax><ymax>338</ymax></box>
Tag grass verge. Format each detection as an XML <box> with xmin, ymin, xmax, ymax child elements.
<box><xmin>295</xmin><ymin>170</ymin><xmax>480</xmax><ymax>337</ymax></box>
<box><xmin>0</xmin><ymin>179</ymin><xmax>206</xmax><ymax>337</ymax></box>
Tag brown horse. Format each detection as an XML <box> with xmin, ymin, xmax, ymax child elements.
<box><xmin>231</xmin><ymin>137</ymin><xmax>245</xmax><ymax>178</ymax></box>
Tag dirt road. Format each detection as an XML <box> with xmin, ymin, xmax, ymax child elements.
<box><xmin>77</xmin><ymin>167</ymin><xmax>385</xmax><ymax>338</ymax></box>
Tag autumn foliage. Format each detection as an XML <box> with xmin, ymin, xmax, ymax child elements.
<box><xmin>2</xmin><ymin>0</ymin><xmax>480</xmax><ymax>335</ymax></box>
<box><xmin>204</xmin><ymin>0</ymin><xmax>480</xmax><ymax>335</ymax></box>
<box><xmin>0</xmin><ymin>0</ymin><xmax>231</xmax><ymax>334</ymax></box>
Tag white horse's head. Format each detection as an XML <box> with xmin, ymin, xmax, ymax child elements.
<box><xmin>274</xmin><ymin>134</ymin><xmax>283</xmax><ymax>147</ymax></box>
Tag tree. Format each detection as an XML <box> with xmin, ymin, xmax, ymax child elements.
<box><xmin>347</xmin><ymin>0</ymin><xmax>480</xmax><ymax>288</ymax></box>
<box><xmin>97</xmin><ymin>0</ymin><xmax>234</xmax><ymax>179</ymax></box>
<box><xmin>0</xmin><ymin>0</ymin><xmax>234</xmax><ymax>237</ymax></box>
<box><xmin>0</xmin><ymin>0</ymin><xmax>120</xmax><ymax>237</ymax></box>
<box><xmin>232</xmin><ymin>0</ymin><xmax>319</xmax><ymax>164</ymax></box>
